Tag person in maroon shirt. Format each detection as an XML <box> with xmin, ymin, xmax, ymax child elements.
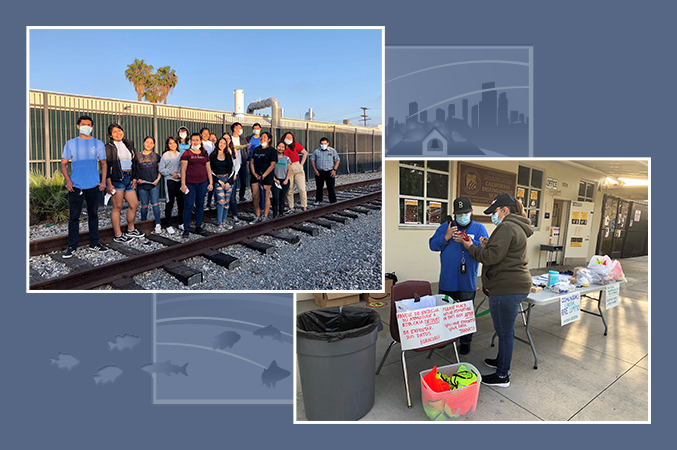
<box><xmin>282</xmin><ymin>132</ymin><xmax>308</xmax><ymax>212</ymax></box>
<box><xmin>180</xmin><ymin>133</ymin><xmax>213</xmax><ymax>238</ymax></box>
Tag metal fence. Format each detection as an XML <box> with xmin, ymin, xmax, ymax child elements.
<box><xmin>29</xmin><ymin>90</ymin><xmax>383</xmax><ymax>180</ymax></box>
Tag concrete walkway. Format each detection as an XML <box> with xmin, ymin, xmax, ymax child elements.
<box><xmin>295</xmin><ymin>256</ymin><xmax>648</xmax><ymax>422</ymax></box>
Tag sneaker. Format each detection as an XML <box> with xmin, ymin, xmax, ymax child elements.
<box><xmin>154</xmin><ymin>224</ymin><xmax>162</xmax><ymax>234</ymax></box>
<box><xmin>312</xmin><ymin>201</ymin><xmax>322</xmax><ymax>206</ymax></box>
<box><xmin>459</xmin><ymin>343</ymin><xmax>471</xmax><ymax>355</ymax></box>
<box><xmin>89</xmin><ymin>243</ymin><xmax>109</xmax><ymax>253</ymax></box>
<box><xmin>113</xmin><ymin>234</ymin><xmax>130</xmax><ymax>243</ymax></box>
<box><xmin>251</xmin><ymin>216</ymin><xmax>262</xmax><ymax>224</ymax></box>
<box><xmin>205</xmin><ymin>204</ymin><xmax>212</xmax><ymax>211</ymax></box>
<box><xmin>481</xmin><ymin>372</ymin><xmax>510</xmax><ymax>388</ymax></box>
<box><xmin>178</xmin><ymin>224</ymin><xmax>185</xmax><ymax>231</ymax></box>
<box><xmin>182</xmin><ymin>230</ymin><xmax>190</xmax><ymax>238</ymax></box>
<box><xmin>484</xmin><ymin>358</ymin><xmax>498</xmax><ymax>369</ymax></box>
<box><xmin>126</xmin><ymin>229</ymin><xmax>145</xmax><ymax>239</ymax></box>
<box><xmin>62</xmin><ymin>247</ymin><xmax>76</xmax><ymax>259</ymax></box>
<box><xmin>261</xmin><ymin>216</ymin><xmax>269</xmax><ymax>222</ymax></box>
<box><xmin>222</xmin><ymin>223</ymin><xmax>232</xmax><ymax>230</ymax></box>
<box><xmin>195</xmin><ymin>226</ymin><xmax>204</xmax><ymax>234</ymax></box>
<box><xmin>166</xmin><ymin>226</ymin><xmax>175</xmax><ymax>235</ymax></box>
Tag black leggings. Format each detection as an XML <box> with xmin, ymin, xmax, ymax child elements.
<box><xmin>163</xmin><ymin>180</ymin><xmax>184</xmax><ymax>227</ymax></box>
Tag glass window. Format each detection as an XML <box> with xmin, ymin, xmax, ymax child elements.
<box><xmin>578</xmin><ymin>179</ymin><xmax>596</xmax><ymax>202</ymax></box>
<box><xmin>398</xmin><ymin>161</ymin><xmax>451</xmax><ymax>226</ymax></box>
<box><xmin>518</xmin><ymin>166</ymin><xmax>530</xmax><ymax>186</ymax></box>
<box><xmin>517</xmin><ymin>164</ymin><xmax>543</xmax><ymax>229</ymax></box>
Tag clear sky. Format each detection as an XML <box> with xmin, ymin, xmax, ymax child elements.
<box><xmin>29</xmin><ymin>28</ymin><xmax>383</xmax><ymax>126</ymax></box>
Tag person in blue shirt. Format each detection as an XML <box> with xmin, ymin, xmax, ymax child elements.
<box><xmin>429</xmin><ymin>197</ymin><xmax>488</xmax><ymax>355</ymax></box>
<box><xmin>60</xmin><ymin>115</ymin><xmax>108</xmax><ymax>258</ymax></box>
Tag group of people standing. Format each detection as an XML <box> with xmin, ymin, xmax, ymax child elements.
<box><xmin>60</xmin><ymin>116</ymin><xmax>341</xmax><ymax>258</ymax></box>
<box><xmin>429</xmin><ymin>193</ymin><xmax>532</xmax><ymax>388</ymax></box>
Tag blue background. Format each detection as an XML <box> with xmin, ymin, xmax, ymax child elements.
<box><xmin>5</xmin><ymin>1</ymin><xmax>666</xmax><ymax>447</ymax></box>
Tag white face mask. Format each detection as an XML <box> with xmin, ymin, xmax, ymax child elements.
<box><xmin>320</xmin><ymin>144</ymin><xmax>328</xmax><ymax>150</ymax></box>
<box><xmin>79</xmin><ymin>125</ymin><xmax>93</xmax><ymax>136</ymax></box>
<box><xmin>253</xmin><ymin>129</ymin><xmax>261</xmax><ymax>135</ymax></box>
<box><xmin>179</xmin><ymin>132</ymin><xmax>187</xmax><ymax>139</ymax></box>
<box><xmin>261</xmin><ymin>141</ymin><xmax>268</xmax><ymax>148</ymax></box>
<box><xmin>284</xmin><ymin>138</ymin><xmax>293</xmax><ymax>145</ymax></box>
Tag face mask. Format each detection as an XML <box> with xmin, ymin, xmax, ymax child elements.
<box><xmin>191</xmin><ymin>145</ymin><xmax>201</xmax><ymax>150</ymax></box>
<box><xmin>491</xmin><ymin>211</ymin><xmax>503</xmax><ymax>226</ymax></box>
<box><xmin>284</xmin><ymin>139</ymin><xmax>293</xmax><ymax>145</ymax></box>
<box><xmin>261</xmin><ymin>142</ymin><xmax>268</xmax><ymax>148</ymax></box>
<box><xmin>320</xmin><ymin>144</ymin><xmax>328</xmax><ymax>150</ymax></box>
<box><xmin>456</xmin><ymin>213</ymin><xmax>471</xmax><ymax>226</ymax></box>
<box><xmin>79</xmin><ymin>125</ymin><xmax>93</xmax><ymax>136</ymax></box>
<box><xmin>253</xmin><ymin>129</ymin><xmax>260</xmax><ymax>135</ymax></box>
<box><xmin>179</xmin><ymin>132</ymin><xmax>187</xmax><ymax>139</ymax></box>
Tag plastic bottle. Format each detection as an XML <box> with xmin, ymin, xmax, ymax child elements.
<box><xmin>548</xmin><ymin>270</ymin><xmax>559</xmax><ymax>288</ymax></box>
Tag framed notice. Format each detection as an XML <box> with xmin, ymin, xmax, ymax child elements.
<box><xmin>570</xmin><ymin>237</ymin><xmax>583</xmax><ymax>247</ymax></box>
<box><xmin>404</xmin><ymin>199</ymin><xmax>419</xmax><ymax>224</ymax></box>
<box><xmin>429</xmin><ymin>201</ymin><xmax>442</xmax><ymax>224</ymax></box>
<box><xmin>457</xmin><ymin>162</ymin><xmax>517</xmax><ymax>207</ymax></box>
<box><xmin>560</xmin><ymin>292</ymin><xmax>581</xmax><ymax>326</ymax></box>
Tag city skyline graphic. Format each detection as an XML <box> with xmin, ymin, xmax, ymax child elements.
<box><xmin>385</xmin><ymin>46</ymin><xmax>533</xmax><ymax>157</ymax></box>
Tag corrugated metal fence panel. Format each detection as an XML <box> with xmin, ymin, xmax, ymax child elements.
<box><xmin>29</xmin><ymin>90</ymin><xmax>381</xmax><ymax>178</ymax></box>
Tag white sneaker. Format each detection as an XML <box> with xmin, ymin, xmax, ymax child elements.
<box><xmin>179</xmin><ymin>224</ymin><xmax>185</xmax><ymax>231</ymax></box>
<box><xmin>155</xmin><ymin>224</ymin><xmax>162</xmax><ymax>233</ymax></box>
<box><xmin>166</xmin><ymin>226</ymin><xmax>175</xmax><ymax>235</ymax></box>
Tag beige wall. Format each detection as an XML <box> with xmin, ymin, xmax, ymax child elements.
<box><xmin>384</xmin><ymin>159</ymin><xmax>610</xmax><ymax>285</ymax></box>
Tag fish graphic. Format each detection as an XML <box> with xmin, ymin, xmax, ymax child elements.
<box><xmin>140</xmin><ymin>360</ymin><xmax>188</xmax><ymax>376</ymax></box>
<box><xmin>261</xmin><ymin>360</ymin><xmax>291</xmax><ymax>388</ymax></box>
<box><xmin>213</xmin><ymin>330</ymin><xmax>241</xmax><ymax>350</ymax></box>
<box><xmin>93</xmin><ymin>365</ymin><xmax>123</xmax><ymax>384</ymax></box>
<box><xmin>49</xmin><ymin>352</ymin><xmax>80</xmax><ymax>371</ymax></box>
<box><xmin>253</xmin><ymin>325</ymin><xmax>283</xmax><ymax>343</ymax></box>
<box><xmin>107</xmin><ymin>333</ymin><xmax>141</xmax><ymax>351</ymax></box>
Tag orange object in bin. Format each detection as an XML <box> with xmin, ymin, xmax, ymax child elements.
<box><xmin>420</xmin><ymin>363</ymin><xmax>481</xmax><ymax>420</ymax></box>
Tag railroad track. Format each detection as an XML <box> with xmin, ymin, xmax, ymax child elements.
<box><xmin>29</xmin><ymin>181</ymin><xmax>381</xmax><ymax>290</ymax></box>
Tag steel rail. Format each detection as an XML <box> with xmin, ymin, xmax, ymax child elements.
<box><xmin>29</xmin><ymin>178</ymin><xmax>381</xmax><ymax>256</ymax></box>
<box><xmin>30</xmin><ymin>190</ymin><xmax>381</xmax><ymax>291</ymax></box>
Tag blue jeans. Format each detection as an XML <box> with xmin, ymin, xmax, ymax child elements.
<box><xmin>488</xmin><ymin>293</ymin><xmax>529</xmax><ymax>377</ymax></box>
<box><xmin>214</xmin><ymin>175</ymin><xmax>233</xmax><ymax>225</ymax></box>
<box><xmin>228</xmin><ymin>179</ymin><xmax>238</xmax><ymax>219</ymax></box>
<box><xmin>183</xmin><ymin>180</ymin><xmax>208</xmax><ymax>230</ymax></box>
<box><xmin>438</xmin><ymin>289</ymin><xmax>476</xmax><ymax>344</ymax></box>
<box><xmin>137</xmin><ymin>184</ymin><xmax>160</xmax><ymax>224</ymax></box>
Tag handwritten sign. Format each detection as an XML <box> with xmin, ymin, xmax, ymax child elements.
<box><xmin>605</xmin><ymin>284</ymin><xmax>620</xmax><ymax>309</ymax></box>
<box><xmin>560</xmin><ymin>292</ymin><xmax>581</xmax><ymax>326</ymax></box>
<box><xmin>396</xmin><ymin>300</ymin><xmax>476</xmax><ymax>351</ymax></box>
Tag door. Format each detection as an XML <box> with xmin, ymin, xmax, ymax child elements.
<box><xmin>597</xmin><ymin>195</ymin><xmax>618</xmax><ymax>256</ymax></box>
<box><xmin>622</xmin><ymin>202</ymin><xmax>648</xmax><ymax>257</ymax></box>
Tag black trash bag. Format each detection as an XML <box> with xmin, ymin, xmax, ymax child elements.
<box><xmin>297</xmin><ymin>306</ymin><xmax>383</xmax><ymax>343</ymax></box>
<box><xmin>385</xmin><ymin>272</ymin><xmax>398</xmax><ymax>284</ymax></box>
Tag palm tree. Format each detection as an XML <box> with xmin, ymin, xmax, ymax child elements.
<box><xmin>143</xmin><ymin>73</ymin><xmax>163</xmax><ymax>104</ymax></box>
<box><xmin>125</xmin><ymin>59</ymin><xmax>153</xmax><ymax>102</ymax></box>
<box><xmin>156</xmin><ymin>66</ymin><xmax>178</xmax><ymax>105</ymax></box>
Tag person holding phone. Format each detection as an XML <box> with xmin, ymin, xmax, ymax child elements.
<box><xmin>429</xmin><ymin>197</ymin><xmax>488</xmax><ymax>355</ymax></box>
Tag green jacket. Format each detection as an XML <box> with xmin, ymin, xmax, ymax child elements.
<box><xmin>468</xmin><ymin>214</ymin><xmax>533</xmax><ymax>295</ymax></box>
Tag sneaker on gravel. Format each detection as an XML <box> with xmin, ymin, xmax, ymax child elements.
<box><xmin>113</xmin><ymin>234</ymin><xmax>130</xmax><ymax>243</ymax></box>
<box><xmin>154</xmin><ymin>224</ymin><xmax>162</xmax><ymax>233</ymax></box>
<box><xmin>195</xmin><ymin>226</ymin><xmax>204</xmax><ymax>234</ymax></box>
<box><xmin>62</xmin><ymin>247</ymin><xmax>76</xmax><ymax>259</ymax></box>
<box><xmin>178</xmin><ymin>224</ymin><xmax>184</xmax><ymax>231</ymax></box>
<box><xmin>166</xmin><ymin>226</ymin><xmax>175</xmax><ymax>234</ymax></box>
<box><xmin>484</xmin><ymin>358</ymin><xmax>498</xmax><ymax>369</ymax></box>
<box><xmin>126</xmin><ymin>229</ymin><xmax>145</xmax><ymax>239</ymax></box>
<box><xmin>182</xmin><ymin>230</ymin><xmax>190</xmax><ymax>238</ymax></box>
<box><xmin>481</xmin><ymin>372</ymin><xmax>510</xmax><ymax>387</ymax></box>
<box><xmin>251</xmin><ymin>216</ymin><xmax>262</xmax><ymax>224</ymax></box>
<box><xmin>89</xmin><ymin>243</ymin><xmax>109</xmax><ymax>253</ymax></box>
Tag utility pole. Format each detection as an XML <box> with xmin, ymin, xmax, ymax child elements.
<box><xmin>360</xmin><ymin>107</ymin><xmax>369</xmax><ymax>127</ymax></box>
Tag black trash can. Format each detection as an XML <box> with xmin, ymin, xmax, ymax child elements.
<box><xmin>297</xmin><ymin>306</ymin><xmax>382</xmax><ymax>421</ymax></box>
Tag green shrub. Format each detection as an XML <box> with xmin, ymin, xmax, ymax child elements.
<box><xmin>29</xmin><ymin>171</ymin><xmax>69</xmax><ymax>225</ymax></box>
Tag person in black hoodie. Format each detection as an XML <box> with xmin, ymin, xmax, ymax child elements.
<box><xmin>105</xmin><ymin>124</ymin><xmax>144</xmax><ymax>242</ymax></box>
<box><xmin>454</xmin><ymin>193</ymin><xmax>533</xmax><ymax>388</ymax></box>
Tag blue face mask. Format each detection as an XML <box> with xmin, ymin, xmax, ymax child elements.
<box><xmin>79</xmin><ymin>125</ymin><xmax>93</xmax><ymax>136</ymax></box>
<box><xmin>491</xmin><ymin>211</ymin><xmax>503</xmax><ymax>226</ymax></box>
<box><xmin>456</xmin><ymin>213</ymin><xmax>471</xmax><ymax>226</ymax></box>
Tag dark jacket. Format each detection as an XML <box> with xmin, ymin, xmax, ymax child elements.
<box><xmin>105</xmin><ymin>139</ymin><xmax>137</xmax><ymax>181</ymax></box>
<box><xmin>468</xmin><ymin>214</ymin><xmax>533</xmax><ymax>295</ymax></box>
<box><xmin>209</xmin><ymin>150</ymin><xmax>234</xmax><ymax>178</ymax></box>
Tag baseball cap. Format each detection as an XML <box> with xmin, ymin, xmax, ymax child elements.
<box><xmin>453</xmin><ymin>197</ymin><xmax>472</xmax><ymax>214</ymax></box>
<box><xmin>483</xmin><ymin>193</ymin><xmax>517</xmax><ymax>214</ymax></box>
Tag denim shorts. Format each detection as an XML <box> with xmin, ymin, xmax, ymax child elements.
<box><xmin>111</xmin><ymin>172</ymin><xmax>134</xmax><ymax>192</ymax></box>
